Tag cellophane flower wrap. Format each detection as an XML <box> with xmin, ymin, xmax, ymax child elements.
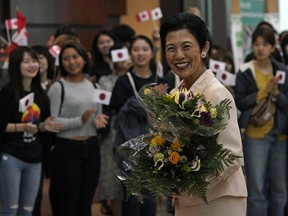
<box><xmin>115</xmin><ymin>83</ymin><xmax>240</xmax><ymax>203</ymax></box>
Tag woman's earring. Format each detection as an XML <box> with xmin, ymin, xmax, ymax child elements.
<box><xmin>201</xmin><ymin>52</ymin><xmax>206</xmax><ymax>58</ymax></box>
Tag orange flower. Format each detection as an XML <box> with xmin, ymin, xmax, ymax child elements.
<box><xmin>151</xmin><ymin>135</ymin><xmax>165</xmax><ymax>147</ymax></box>
<box><xmin>169</xmin><ymin>151</ymin><xmax>180</xmax><ymax>165</ymax></box>
<box><xmin>171</xmin><ymin>140</ymin><xmax>181</xmax><ymax>149</ymax></box>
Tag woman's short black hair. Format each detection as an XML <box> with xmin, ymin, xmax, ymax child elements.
<box><xmin>252</xmin><ymin>27</ymin><xmax>276</xmax><ymax>46</ymax></box>
<box><xmin>160</xmin><ymin>12</ymin><xmax>209</xmax><ymax>54</ymax></box>
<box><xmin>59</xmin><ymin>42</ymin><xmax>90</xmax><ymax>77</ymax></box>
<box><xmin>92</xmin><ymin>29</ymin><xmax>117</xmax><ymax>65</ymax></box>
<box><xmin>129</xmin><ymin>35</ymin><xmax>154</xmax><ymax>53</ymax></box>
<box><xmin>32</xmin><ymin>45</ymin><xmax>55</xmax><ymax>80</ymax></box>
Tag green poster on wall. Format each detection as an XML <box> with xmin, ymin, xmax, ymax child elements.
<box><xmin>240</xmin><ymin>0</ymin><xmax>265</xmax><ymax>27</ymax></box>
<box><xmin>240</xmin><ymin>0</ymin><xmax>265</xmax><ymax>55</ymax></box>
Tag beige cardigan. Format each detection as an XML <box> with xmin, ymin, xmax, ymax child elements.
<box><xmin>174</xmin><ymin>69</ymin><xmax>247</xmax><ymax>208</ymax></box>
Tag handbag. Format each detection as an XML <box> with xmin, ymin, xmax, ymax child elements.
<box><xmin>249</xmin><ymin>94</ymin><xmax>276</xmax><ymax>127</ymax></box>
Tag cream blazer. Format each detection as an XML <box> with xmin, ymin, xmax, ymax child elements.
<box><xmin>174</xmin><ymin>69</ymin><xmax>247</xmax><ymax>208</ymax></box>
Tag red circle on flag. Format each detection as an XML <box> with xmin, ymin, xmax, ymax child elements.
<box><xmin>221</xmin><ymin>74</ymin><xmax>227</xmax><ymax>80</ymax></box>
<box><xmin>142</xmin><ymin>14</ymin><xmax>146</xmax><ymax>18</ymax></box>
<box><xmin>155</xmin><ymin>12</ymin><xmax>158</xmax><ymax>16</ymax></box>
<box><xmin>214</xmin><ymin>64</ymin><xmax>219</xmax><ymax>69</ymax></box>
<box><xmin>279</xmin><ymin>74</ymin><xmax>282</xmax><ymax>80</ymax></box>
<box><xmin>117</xmin><ymin>53</ymin><xmax>123</xmax><ymax>58</ymax></box>
<box><xmin>25</xmin><ymin>99</ymin><xmax>29</xmax><ymax>106</ymax></box>
<box><xmin>99</xmin><ymin>93</ymin><xmax>106</xmax><ymax>100</ymax></box>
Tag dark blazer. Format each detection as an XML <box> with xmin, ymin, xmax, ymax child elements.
<box><xmin>234</xmin><ymin>60</ymin><xmax>288</xmax><ymax>134</ymax></box>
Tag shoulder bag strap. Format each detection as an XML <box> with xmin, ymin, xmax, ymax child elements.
<box><xmin>126</xmin><ymin>72</ymin><xmax>138</xmax><ymax>96</ymax></box>
<box><xmin>56</xmin><ymin>80</ymin><xmax>64</xmax><ymax>115</ymax></box>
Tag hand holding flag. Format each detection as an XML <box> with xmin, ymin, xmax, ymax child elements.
<box><xmin>136</xmin><ymin>10</ymin><xmax>150</xmax><ymax>22</ymax></box>
<box><xmin>5</xmin><ymin>18</ymin><xmax>18</xmax><ymax>30</ymax></box>
<box><xmin>215</xmin><ymin>70</ymin><xmax>236</xmax><ymax>86</ymax></box>
<box><xmin>6</xmin><ymin>10</ymin><xmax>28</xmax><ymax>54</ymax></box>
<box><xmin>49</xmin><ymin>45</ymin><xmax>61</xmax><ymax>58</ymax></box>
<box><xmin>150</xmin><ymin>7</ymin><xmax>163</xmax><ymax>20</ymax></box>
<box><xmin>93</xmin><ymin>89</ymin><xmax>112</xmax><ymax>105</ymax></box>
<box><xmin>209</xmin><ymin>59</ymin><xmax>227</xmax><ymax>72</ymax></box>
<box><xmin>275</xmin><ymin>70</ymin><xmax>286</xmax><ymax>84</ymax></box>
<box><xmin>111</xmin><ymin>48</ymin><xmax>130</xmax><ymax>62</ymax></box>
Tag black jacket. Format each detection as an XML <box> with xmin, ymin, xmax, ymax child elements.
<box><xmin>234</xmin><ymin>60</ymin><xmax>288</xmax><ymax>134</ymax></box>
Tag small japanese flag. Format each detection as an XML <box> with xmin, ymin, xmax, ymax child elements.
<box><xmin>49</xmin><ymin>45</ymin><xmax>61</xmax><ymax>58</ymax></box>
<box><xmin>150</xmin><ymin>7</ymin><xmax>163</xmax><ymax>20</ymax></box>
<box><xmin>5</xmin><ymin>18</ymin><xmax>18</xmax><ymax>30</ymax></box>
<box><xmin>93</xmin><ymin>89</ymin><xmax>112</xmax><ymax>105</ymax></box>
<box><xmin>209</xmin><ymin>59</ymin><xmax>226</xmax><ymax>72</ymax></box>
<box><xmin>111</xmin><ymin>48</ymin><xmax>130</xmax><ymax>62</ymax></box>
<box><xmin>136</xmin><ymin>10</ymin><xmax>150</xmax><ymax>22</ymax></box>
<box><xmin>216</xmin><ymin>70</ymin><xmax>236</xmax><ymax>86</ymax></box>
<box><xmin>19</xmin><ymin>92</ymin><xmax>34</xmax><ymax>112</ymax></box>
<box><xmin>276</xmin><ymin>70</ymin><xmax>286</xmax><ymax>84</ymax></box>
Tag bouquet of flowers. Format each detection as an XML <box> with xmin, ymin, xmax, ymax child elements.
<box><xmin>115</xmin><ymin>84</ymin><xmax>240</xmax><ymax>203</ymax></box>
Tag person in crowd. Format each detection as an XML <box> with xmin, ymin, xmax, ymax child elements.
<box><xmin>234</xmin><ymin>27</ymin><xmax>288</xmax><ymax>216</ymax></box>
<box><xmin>111</xmin><ymin>35</ymin><xmax>168</xmax><ymax>216</ymax></box>
<box><xmin>88</xmin><ymin>30</ymin><xmax>116</xmax><ymax>83</ymax></box>
<box><xmin>0</xmin><ymin>41</ymin><xmax>9</xmax><ymax>89</ymax></box>
<box><xmin>31</xmin><ymin>45</ymin><xmax>56</xmax><ymax>216</ymax></box>
<box><xmin>159</xmin><ymin>12</ymin><xmax>247</xmax><ymax>215</ymax></box>
<box><xmin>111</xmin><ymin>24</ymin><xmax>136</xmax><ymax>49</ymax></box>
<box><xmin>97</xmin><ymin>43</ymin><xmax>130</xmax><ymax>216</ymax></box>
<box><xmin>32</xmin><ymin>45</ymin><xmax>55</xmax><ymax>88</ymax></box>
<box><xmin>47</xmin><ymin>42</ymin><xmax>109</xmax><ymax>216</ymax></box>
<box><xmin>87</xmin><ymin>29</ymin><xmax>116</xmax><ymax>214</ymax></box>
<box><xmin>280</xmin><ymin>33</ymin><xmax>288</xmax><ymax>67</ymax></box>
<box><xmin>244</xmin><ymin>21</ymin><xmax>282</xmax><ymax>63</ymax></box>
<box><xmin>46</xmin><ymin>24</ymin><xmax>79</xmax><ymax>48</ymax></box>
<box><xmin>0</xmin><ymin>46</ymin><xmax>62</xmax><ymax>216</ymax></box>
<box><xmin>209</xmin><ymin>44</ymin><xmax>236</xmax><ymax>95</ymax></box>
<box><xmin>186</xmin><ymin>6</ymin><xmax>201</xmax><ymax>17</ymax></box>
<box><xmin>110</xmin><ymin>25</ymin><xmax>135</xmax><ymax>73</ymax></box>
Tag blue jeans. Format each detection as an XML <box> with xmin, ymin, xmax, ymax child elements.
<box><xmin>0</xmin><ymin>154</ymin><xmax>41</xmax><ymax>216</ymax></box>
<box><xmin>244</xmin><ymin>135</ymin><xmax>287</xmax><ymax>216</ymax></box>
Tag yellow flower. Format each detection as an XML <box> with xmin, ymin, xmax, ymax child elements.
<box><xmin>151</xmin><ymin>135</ymin><xmax>165</xmax><ymax>147</ymax></box>
<box><xmin>143</xmin><ymin>88</ymin><xmax>152</xmax><ymax>95</ymax></box>
<box><xmin>171</xmin><ymin>140</ymin><xmax>181</xmax><ymax>149</ymax></box>
<box><xmin>169</xmin><ymin>151</ymin><xmax>180</xmax><ymax>165</ymax></box>
<box><xmin>210</xmin><ymin>108</ymin><xmax>217</xmax><ymax>118</ymax></box>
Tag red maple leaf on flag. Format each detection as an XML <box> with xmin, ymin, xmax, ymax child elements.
<box><xmin>6</xmin><ymin>10</ymin><xmax>28</xmax><ymax>54</ymax></box>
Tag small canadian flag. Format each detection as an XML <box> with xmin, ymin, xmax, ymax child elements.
<box><xmin>19</xmin><ymin>92</ymin><xmax>34</xmax><ymax>112</ymax></box>
<box><xmin>275</xmin><ymin>70</ymin><xmax>286</xmax><ymax>84</ymax></box>
<box><xmin>49</xmin><ymin>45</ymin><xmax>61</xmax><ymax>58</ymax></box>
<box><xmin>136</xmin><ymin>10</ymin><xmax>150</xmax><ymax>22</ymax></box>
<box><xmin>111</xmin><ymin>48</ymin><xmax>130</xmax><ymax>62</ymax></box>
<box><xmin>215</xmin><ymin>70</ymin><xmax>236</xmax><ymax>86</ymax></box>
<box><xmin>209</xmin><ymin>59</ymin><xmax>226</xmax><ymax>72</ymax></box>
<box><xmin>150</xmin><ymin>7</ymin><xmax>163</xmax><ymax>20</ymax></box>
<box><xmin>94</xmin><ymin>89</ymin><xmax>112</xmax><ymax>105</ymax></box>
<box><xmin>5</xmin><ymin>18</ymin><xmax>18</xmax><ymax>30</ymax></box>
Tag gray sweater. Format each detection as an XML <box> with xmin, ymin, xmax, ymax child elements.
<box><xmin>48</xmin><ymin>78</ymin><xmax>101</xmax><ymax>139</ymax></box>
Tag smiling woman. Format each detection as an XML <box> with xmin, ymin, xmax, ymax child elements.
<box><xmin>234</xmin><ymin>27</ymin><xmax>288</xmax><ymax>216</ymax></box>
<box><xmin>0</xmin><ymin>46</ymin><xmax>62</xmax><ymax>216</ymax></box>
<box><xmin>47</xmin><ymin>42</ymin><xmax>109</xmax><ymax>216</ymax></box>
<box><xmin>159</xmin><ymin>12</ymin><xmax>247</xmax><ymax>216</ymax></box>
<box><xmin>164</xmin><ymin>29</ymin><xmax>210</xmax><ymax>88</ymax></box>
